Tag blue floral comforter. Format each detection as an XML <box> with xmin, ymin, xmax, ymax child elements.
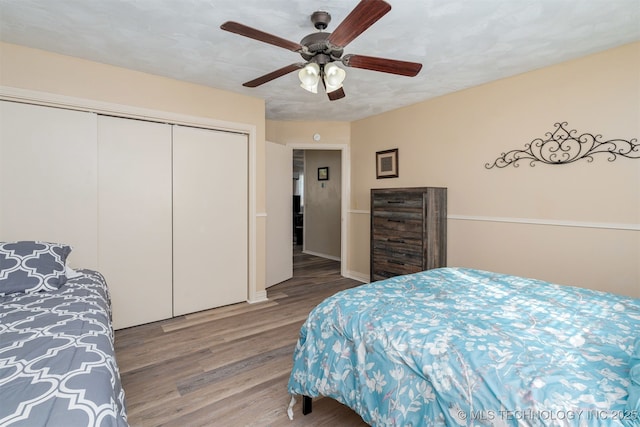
<box><xmin>288</xmin><ymin>268</ymin><xmax>640</xmax><ymax>426</ymax></box>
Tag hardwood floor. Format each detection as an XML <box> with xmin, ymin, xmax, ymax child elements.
<box><xmin>115</xmin><ymin>248</ymin><xmax>369</xmax><ymax>426</ymax></box>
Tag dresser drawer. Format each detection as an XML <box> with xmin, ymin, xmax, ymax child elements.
<box><xmin>372</xmin><ymin>192</ymin><xmax>424</xmax><ymax>210</ymax></box>
<box><xmin>372</xmin><ymin>249</ymin><xmax>422</xmax><ymax>269</ymax></box>
<box><xmin>373</xmin><ymin>236</ymin><xmax>423</xmax><ymax>262</ymax></box>
<box><xmin>372</xmin><ymin>238</ymin><xmax>422</xmax><ymax>258</ymax></box>
<box><xmin>372</xmin><ymin>215</ymin><xmax>423</xmax><ymax>233</ymax></box>
<box><xmin>371</xmin><ymin>259</ymin><xmax>423</xmax><ymax>281</ymax></box>
<box><xmin>372</xmin><ymin>224</ymin><xmax>422</xmax><ymax>241</ymax></box>
<box><xmin>372</xmin><ymin>232</ymin><xmax>422</xmax><ymax>245</ymax></box>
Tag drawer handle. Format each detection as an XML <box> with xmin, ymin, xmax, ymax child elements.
<box><xmin>387</xmin><ymin>238</ymin><xmax>405</xmax><ymax>243</ymax></box>
<box><xmin>387</xmin><ymin>219</ymin><xmax>405</xmax><ymax>223</ymax></box>
<box><xmin>387</xmin><ymin>200</ymin><xmax>405</xmax><ymax>204</ymax></box>
<box><xmin>389</xmin><ymin>260</ymin><xmax>405</xmax><ymax>265</ymax></box>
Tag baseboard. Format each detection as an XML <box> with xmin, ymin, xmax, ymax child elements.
<box><xmin>345</xmin><ymin>270</ymin><xmax>369</xmax><ymax>283</ymax></box>
<box><xmin>247</xmin><ymin>290</ymin><xmax>268</xmax><ymax>304</ymax></box>
<box><xmin>302</xmin><ymin>250</ymin><xmax>341</xmax><ymax>262</ymax></box>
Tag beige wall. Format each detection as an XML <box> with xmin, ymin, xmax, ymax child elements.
<box><xmin>351</xmin><ymin>42</ymin><xmax>640</xmax><ymax>297</ymax></box>
<box><xmin>304</xmin><ymin>150</ymin><xmax>342</xmax><ymax>259</ymax></box>
<box><xmin>266</xmin><ymin>120</ymin><xmax>350</xmax><ymax>145</ymax></box>
<box><xmin>0</xmin><ymin>42</ymin><xmax>268</xmax><ymax>295</ymax></box>
<box><xmin>3</xmin><ymin>40</ymin><xmax>638</xmax><ymax>298</ymax></box>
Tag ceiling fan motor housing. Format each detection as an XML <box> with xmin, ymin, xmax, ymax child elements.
<box><xmin>299</xmin><ymin>11</ymin><xmax>344</xmax><ymax>64</ymax></box>
<box><xmin>300</xmin><ymin>32</ymin><xmax>344</xmax><ymax>63</ymax></box>
<box><xmin>311</xmin><ymin>11</ymin><xmax>331</xmax><ymax>30</ymax></box>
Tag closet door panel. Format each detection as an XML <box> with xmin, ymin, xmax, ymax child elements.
<box><xmin>98</xmin><ymin>116</ymin><xmax>173</xmax><ymax>329</ymax></box>
<box><xmin>173</xmin><ymin>126</ymin><xmax>248</xmax><ymax>316</ymax></box>
<box><xmin>0</xmin><ymin>101</ymin><xmax>98</xmax><ymax>268</ymax></box>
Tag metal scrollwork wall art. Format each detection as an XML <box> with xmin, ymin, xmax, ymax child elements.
<box><xmin>485</xmin><ymin>122</ymin><xmax>639</xmax><ymax>169</ymax></box>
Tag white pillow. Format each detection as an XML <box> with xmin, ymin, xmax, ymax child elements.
<box><xmin>65</xmin><ymin>264</ymin><xmax>84</xmax><ymax>279</ymax></box>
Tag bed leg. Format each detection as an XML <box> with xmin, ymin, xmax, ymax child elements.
<box><xmin>302</xmin><ymin>395</ymin><xmax>312</xmax><ymax>415</ymax></box>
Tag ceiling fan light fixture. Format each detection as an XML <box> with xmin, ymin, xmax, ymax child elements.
<box><xmin>299</xmin><ymin>63</ymin><xmax>320</xmax><ymax>93</ymax></box>
<box><xmin>300</xmin><ymin>80</ymin><xmax>319</xmax><ymax>93</ymax></box>
<box><xmin>223</xmin><ymin>0</ymin><xmax>421</xmax><ymax>101</ymax></box>
<box><xmin>323</xmin><ymin>62</ymin><xmax>346</xmax><ymax>92</ymax></box>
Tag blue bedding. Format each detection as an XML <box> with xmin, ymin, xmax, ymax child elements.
<box><xmin>288</xmin><ymin>267</ymin><xmax>640</xmax><ymax>426</ymax></box>
<box><xmin>0</xmin><ymin>270</ymin><xmax>128</xmax><ymax>427</ymax></box>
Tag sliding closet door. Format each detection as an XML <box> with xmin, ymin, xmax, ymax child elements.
<box><xmin>98</xmin><ymin>116</ymin><xmax>173</xmax><ymax>329</ymax></box>
<box><xmin>172</xmin><ymin>126</ymin><xmax>248</xmax><ymax>316</ymax></box>
<box><xmin>0</xmin><ymin>101</ymin><xmax>98</xmax><ymax>268</ymax></box>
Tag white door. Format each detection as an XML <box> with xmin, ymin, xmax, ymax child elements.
<box><xmin>0</xmin><ymin>101</ymin><xmax>98</xmax><ymax>268</ymax></box>
<box><xmin>266</xmin><ymin>141</ymin><xmax>293</xmax><ymax>287</ymax></box>
<box><xmin>97</xmin><ymin>116</ymin><xmax>173</xmax><ymax>329</ymax></box>
<box><xmin>172</xmin><ymin>126</ymin><xmax>248</xmax><ymax>316</ymax></box>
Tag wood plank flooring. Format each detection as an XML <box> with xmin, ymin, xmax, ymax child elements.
<box><xmin>114</xmin><ymin>249</ymin><xmax>369</xmax><ymax>426</ymax></box>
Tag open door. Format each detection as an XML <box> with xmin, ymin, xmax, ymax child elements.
<box><xmin>266</xmin><ymin>141</ymin><xmax>293</xmax><ymax>287</ymax></box>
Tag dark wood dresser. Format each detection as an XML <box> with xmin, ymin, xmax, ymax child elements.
<box><xmin>370</xmin><ymin>187</ymin><xmax>447</xmax><ymax>282</ymax></box>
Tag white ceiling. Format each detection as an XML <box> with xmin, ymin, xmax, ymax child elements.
<box><xmin>1</xmin><ymin>0</ymin><xmax>638</xmax><ymax>122</ymax></box>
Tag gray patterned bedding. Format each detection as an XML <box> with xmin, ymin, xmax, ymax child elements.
<box><xmin>0</xmin><ymin>268</ymin><xmax>128</xmax><ymax>426</ymax></box>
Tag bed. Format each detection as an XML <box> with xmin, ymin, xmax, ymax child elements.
<box><xmin>0</xmin><ymin>241</ymin><xmax>128</xmax><ymax>427</ymax></box>
<box><xmin>287</xmin><ymin>267</ymin><xmax>640</xmax><ymax>426</ymax></box>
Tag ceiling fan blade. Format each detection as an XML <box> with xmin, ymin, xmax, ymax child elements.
<box><xmin>221</xmin><ymin>21</ymin><xmax>303</xmax><ymax>52</ymax></box>
<box><xmin>320</xmin><ymin>74</ymin><xmax>346</xmax><ymax>101</ymax></box>
<box><xmin>328</xmin><ymin>0</ymin><xmax>391</xmax><ymax>48</ymax></box>
<box><xmin>327</xmin><ymin>87</ymin><xmax>346</xmax><ymax>101</ymax></box>
<box><xmin>342</xmin><ymin>54</ymin><xmax>422</xmax><ymax>77</ymax></box>
<box><xmin>243</xmin><ymin>63</ymin><xmax>306</xmax><ymax>88</ymax></box>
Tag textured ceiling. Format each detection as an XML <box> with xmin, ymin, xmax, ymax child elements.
<box><xmin>0</xmin><ymin>0</ymin><xmax>638</xmax><ymax>122</ymax></box>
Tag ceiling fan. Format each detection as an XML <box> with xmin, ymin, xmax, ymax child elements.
<box><xmin>220</xmin><ymin>0</ymin><xmax>422</xmax><ymax>101</ymax></box>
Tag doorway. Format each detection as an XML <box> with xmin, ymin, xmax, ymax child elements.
<box><xmin>265</xmin><ymin>142</ymin><xmax>349</xmax><ymax>288</ymax></box>
<box><xmin>293</xmin><ymin>149</ymin><xmax>342</xmax><ymax>262</ymax></box>
<box><xmin>290</xmin><ymin>143</ymin><xmax>349</xmax><ymax>279</ymax></box>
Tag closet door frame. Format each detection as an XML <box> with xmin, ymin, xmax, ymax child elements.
<box><xmin>0</xmin><ymin>86</ymin><xmax>262</xmax><ymax>304</ymax></box>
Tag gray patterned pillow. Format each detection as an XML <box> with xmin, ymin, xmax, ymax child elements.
<box><xmin>0</xmin><ymin>241</ymin><xmax>71</xmax><ymax>296</ymax></box>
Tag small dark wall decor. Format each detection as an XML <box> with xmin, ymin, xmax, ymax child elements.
<box><xmin>317</xmin><ymin>166</ymin><xmax>329</xmax><ymax>181</ymax></box>
<box><xmin>376</xmin><ymin>148</ymin><xmax>399</xmax><ymax>178</ymax></box>
<box><xmin>485</xmin><ymin>122</ymin><xmax>639</xmax><ymax>169</ymax></box>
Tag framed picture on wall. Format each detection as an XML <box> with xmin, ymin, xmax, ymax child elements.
<box><xmin>376</xmin><ymin>148</ymin><xmax>399</xmax><ymax>179</ymax></box>
<box><xmin>318</xmin><ymin>166</ymin><xmax>329</xmax><ymax>181</ymax></box>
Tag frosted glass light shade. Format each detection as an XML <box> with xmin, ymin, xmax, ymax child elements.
<box><xmin>299</xmin><ymin>63</ymin><xmax>320</xmax><ymax>93</ymax></box>
<box><xmin>323</xmin><ymin>63</ymin><xmax>346</xmax><ymax>92</ymax></box>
